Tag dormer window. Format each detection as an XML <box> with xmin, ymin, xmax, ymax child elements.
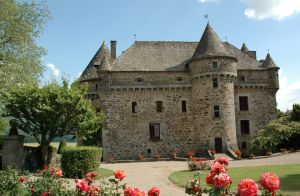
<box><xmin>212</xmin><ymin>62</ymin><xmax>218</xmax><ymax>69</ymax></box>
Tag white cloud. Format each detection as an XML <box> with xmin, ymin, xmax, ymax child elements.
<box><xmin>46</xmin><ymin>63</ymin><xmax>60</xmax><ymax>77</ymax></box>
<box><xmin>198</xmin><ymin>0</ymin><xmax>220</xmax><ymax>3</ymax></box>
<box><xmin>244</xmin><ymin>0</ymin><xmax>300</xmax><ymax>20</ymax></box>
<box><xmin>277</xmin><ymin>69</ymin><xmax>300</xmax><ymax>111</ymax></box>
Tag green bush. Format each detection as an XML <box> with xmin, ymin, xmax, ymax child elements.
<box><xmin>57</xmin><ymin>138</ymin><xmax>67</xmax><ymax>154</ymax></box>
<box><xmin>61</xmin><ymin>146</ymin><xmax>102</xmax><ymax>178</ymax></box>
<box><xmin>0</xmin><ymin>167</ymin><xmax>21</xmax><ymax>195</ymax></box>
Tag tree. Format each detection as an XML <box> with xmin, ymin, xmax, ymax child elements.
<box><xmin>251</xmin><ymin>105</ymin><xmax>300</xmax><ymax>153</ymax></box>
<box><xmin>3</xmin><ymin>80</ymin><xmax>104</xmax><ymax>166</ymax></box>
<box><xmin>0</xmin><ymin>0</ymin><xmax>49</xmax><ymax>102</ymax></box>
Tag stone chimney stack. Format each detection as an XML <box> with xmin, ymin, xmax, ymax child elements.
<box><xmin>110</xmin><ymin>40</ymin><xmax>117</xmax><ymax>60</ymax></box>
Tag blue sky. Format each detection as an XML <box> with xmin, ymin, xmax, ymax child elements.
<box><xmin>39</xmin><ymin>0</ymin><xmax>300</xmax><ymax>110</ymax></box>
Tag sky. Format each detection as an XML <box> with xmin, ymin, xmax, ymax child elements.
<box><xmin>38</xmin><ymin>0</ymin><xmax>300</xmax><ymax>111</ymax></box>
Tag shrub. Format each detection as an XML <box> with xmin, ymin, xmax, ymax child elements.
<box><xmin>57</xmin><ymin>138</ymin><xmax>67</xmax><ymax>154</ymax></box>
<box><xmin>0</xmin><ymin>167</ymin><xmax>21</xmax><ymax>195</ymax></box>
<box><xmin>187</xmin><ymin>157</ymin><xmax>210</xmax><ymax>171</ymax></box>
<box><xmin>61</xmin><ymin>146</ymin><xmax>102</xmax><ymax>178</ymax></box>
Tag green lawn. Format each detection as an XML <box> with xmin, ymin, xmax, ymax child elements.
<box><xmin>24</xmin><ymin>142</ymin><xmax>77</xmax><ymax>148</ymax></box>
<box><xmin>169</xmin><ymin>164</ymin><xmax>300</xmax><ymax>196</ymax></box>
<box><xmin>98</xmin><ymin>167</ymin><xmax>114</xmax><ymax>178</ymax></box>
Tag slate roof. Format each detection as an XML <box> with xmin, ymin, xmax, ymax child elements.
<box><xmin>241</xmin><ymin>43</ymin><xmax>249</xmax><ymax>52</ymax></box>
<box><xmin>80</xmin><ymin>42</ymin><xmax>111</xmax><ymax>80</ymax></box>
<box><xmin>192</xmin><ymin>23</ymin><xmax>233</xmax><ymax>59</ymax></box>
<box><xmin>110</xmin><ymin>41</ymin><xmax>264</xmax><ymax>71</ymax></box>
<box><xmin>261</xmin><ymin>53</ymin><xmax>279</xmax><ymax>69</ymax></box>
<box><xmin>81</xmin><ymin>24</ymin><xmax>270</xmax><ymax>80</ymax></box>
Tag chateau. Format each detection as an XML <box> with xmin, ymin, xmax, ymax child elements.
<box><xmin>80</xmin><ymin>23</ymin><xmax>279</xmax><ymax>161</ymax></box>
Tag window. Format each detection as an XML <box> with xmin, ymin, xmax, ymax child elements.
<box><xmin>95</xmin><ymin>84</ymin><xmax>98</xmax><ymax>91</ymax></box>
<box><xmin>242</xmin><ymin>142</ymin><xmax>247</xmax><ymax>149</ymax></box>
<box><xmin>212</xmin><ymin>62</ymin><xmax>218</xmax><ymax>69</ymax></box>
<box><xmin>240</xmin><ymin>76</ymin><xmax>245</xmax><ymax>81</ymax></box>
<box><xmin>136</xmin><ymin>77</ymin><xmax>143</xmax><ymax>82</ymax></box>
<box><xmin>182</xmin><ymin>100</ymin><xmax>187</xmax><ymax>112</ymax></box>
<box><xmin>132</xmin><ymin>102</ymin><xmax>137</xmax><ymax>113</ymax></box>
<box><xmin>213</xmin><ymin>78</ymin><xmax>218</xmax><ymax>88</ymax></box>
<box><xmin>176</xmin><ymin>77</ymin><xmax>183</xmax><ymax>81</ymax></box>
<box><xmin>241</xmin><ymin>120</ymin><xmax>250</xmax><ymax>134</ymax></box>
<box><xmin>96</xmin><ymin>108</ymin><xmax>101</xmax><ymax>113</ymax></box>
<box><xmin>239</xmin><ymin>96</ymin><xmax>249</xmax><ymax>111</ymax></box>
<box><xmin>156</xmin><ymin>101</ymin><xmax>163</xmax><ymax>112</ymax></box>
<box><xmin>149</xmin><ymin>123</ymin><xmax>160</xmax><ymax>141</ymax></box>
<box><xmin>214</xmin><ymin>105</ymin><xmax>220</xmax><ymax>118</ymax></box>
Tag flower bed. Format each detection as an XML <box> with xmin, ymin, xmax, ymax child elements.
<box><xmin>185</xmin><ymin>157</ymin><xmax>281</xmax><ymax>196</ymax></box>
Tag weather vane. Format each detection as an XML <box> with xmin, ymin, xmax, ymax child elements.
<box><xmin>134</xmin><ymin>34</ymin><xmax>137</xmax><ymax>41</ymax></box>
<box><xmin>204</xmin><ymin>14</ymin><xmax>209</xmax><ymax>22</ymax></box>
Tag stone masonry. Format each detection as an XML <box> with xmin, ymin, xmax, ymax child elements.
<box><xmin>80</xmin><ymin>22</ymin><xmax>279</xmax><ymax>161</ymax></box>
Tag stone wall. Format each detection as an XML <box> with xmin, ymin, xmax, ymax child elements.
<box><xmin>101</xmin><ymin>87</ymin><xmax>194</xmax><ymax>160</ymax></box>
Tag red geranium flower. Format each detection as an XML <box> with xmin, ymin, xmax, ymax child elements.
<box><xmin>43</xmin><ymin>165</ymin><xmax>48</xmax><ymax>170</ymax></box>
<box><xmin>86</xmin><ymin>172</ymin><xmax>98</xmax><ymax>182</ymax></box>
<box><xmin>147</xmin><ymin>187</ymin><xmax>160</xmax><ymax>196</ymax></box>
<box><xmin>260</xmin><ymin>172</ymin><xmax>280</xmax><ymax>192</ymax></box>
<box><xmin>214</xmin><ymin>157</ymin><xmax>229</xmax><ymax>166</ymax></box>
<box><xmin>42</xmin><ymin>192</ymin><xmax>47</xmax><ymax>196</ymax></box>
<box><xmin>114</xmin><ymin>170</ymin><xmax>125</xmax><ymax>181</ymax></box>
<box><xmin>206</xmin><ymin>172</ymin><xmax>216</xmax><ymax>185</ymax></box>
<box><xmin>55</xmin><ymin>170</ymin><xmax>62</xmax><ymax>177</ymax></box>
<box><xmin>238</xmin><ymin>178</ymin><xmax>258</xmax><ymax>196</ymax></box>
<box><xmin>211</xmin><ymin>162</ymin><xmax>226</xmax><ymax>174</ymax></box>
<box><xmin>124</xmin><ymin>187</ymin><xmax>145</xmax><ymax>196</ymax></box>
<box><xmin>75</xmin><ymin>179</ymin><xmax>89</xmax><ymax>192</ymax></box>
<box><xmin>213</xmin><ymin>173</ymin><xmax>232</xmax><ymax>189</ymax></box>
<box><xmin>19</xmin><ymin>176</ymin><xmax>24</xmax><ymax>183</ymax></box>
<box><xmin>50</xmin><ymin>167</ymin><xmax>56</xmax><ymax>174</ymax></box>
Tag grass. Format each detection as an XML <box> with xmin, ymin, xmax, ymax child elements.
<box><xmin>98</xmin><ymin>167</ymin><xmax>114</xmax><ymax>178</ymax></box>
<box><xmin>169</xmin><ymin>164</ymin><xmax>300</xmax><ymax>196</ymax></box>
<box><xmin>24</xmin><ymin>142</ymin><xmax>77</xmax><ymax>148</ymax></box>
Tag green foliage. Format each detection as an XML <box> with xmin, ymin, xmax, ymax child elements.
<box><xmin>82</xmin><ymin>126</ymin><xmax>102</xmax><ymax>147</ymax></box>
<box><xmin>23</xmin><ymin>168</ymin><xmax>75</xmax><ymax>196</ymax></box>
<box><xmin>0</xmin><ymin>0</ymin><xmax>49</xmax><ymax>101</ymax></box>
<box><xmin>57</xmin><ymin>138</ymin><xmax>67</xmax><ymax>154</ymax></box>
<box><xmin>251</xmin><ymin>105</ymin><xmax>300</xmax><ymax>153</ymax></box>
<box><xmin>61</xmin><ymin>146</ymin><xmax>102</xmax><ymax>178</ymax></box>
<box><xmin>291</xmin><ymin>104</ymin><xmax>300</xmax><ymax>121</ymax></box>
<box><xmin>0</xmin><ymin>167</ymin><xmax>21</xmax><ymax>195</ymax></box>
<box><xmin>0</xmin><ymin>118</ymin><xmax>8</xmax><ymax>135</ymax></box>
<box><xmin>2</xmin><ymin>80</ymin><xmax>104</xmax><ymax>166</ymax></box>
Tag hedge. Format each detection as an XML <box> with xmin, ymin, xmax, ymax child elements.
<box><xmin>57</xmin><ymin>138</ymin><xmax>67</xmax><ymax>154</ymax></box>
<box><xmin>61</xmin><ymin>146</ymin><xmax>102</xmax><ymax>178</ymax></box>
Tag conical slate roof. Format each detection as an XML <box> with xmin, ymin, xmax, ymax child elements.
<box><xmin>241</xmin><ymin>43</ymin><xmax>249</xmax><ymax>52</ymax></box>
<box><xmin>80</xmin><ymin>42</ymin><xmax>111</xmax><ymax>80</ymax></box>
<box><xmin>192</xmin><ymin>23</ymin><xmax>233</xmax><ymax>59</ymax></box>
<box><xmin>262</xmin><ymin>53</ymin><xmax>278</xmax><ymax>69</ymax></box>
<box><xmin>93</xmin><ymin>42</ymin><xmax>111</xmax><ymax>71</ymax></box>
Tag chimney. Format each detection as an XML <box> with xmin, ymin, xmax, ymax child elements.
<box><xmin>110</xmin><ymin>40</ymin><xmax>117</xmax><ymax>60</ymax></box>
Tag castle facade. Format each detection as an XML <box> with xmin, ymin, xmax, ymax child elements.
<box><xmin>80</xmin><ymin>23</ymin><xmax>279</xmax><ymax>161</ymax></box>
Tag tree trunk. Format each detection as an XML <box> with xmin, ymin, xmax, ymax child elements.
<box><xmin>40</xmin><ymin>135</ymin><xmax>50</xmax><ymax>167</ymax></box>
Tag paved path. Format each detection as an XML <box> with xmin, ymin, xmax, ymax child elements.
<box><xmin>101</xmin><ymin>152</ymin><xmax>300</xmax><ymax>196</ymax></box>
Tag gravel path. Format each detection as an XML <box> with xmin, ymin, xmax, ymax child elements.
<box><xmin>101</xmin><ymin>152</ymin><xmax>300</xmax><ymax>196</ymax></box>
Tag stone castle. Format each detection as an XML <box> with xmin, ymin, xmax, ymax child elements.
<box><xmin>80</xmin><ymin>23</ymin><xmax>279</xmax><ymax>161</ymax></box>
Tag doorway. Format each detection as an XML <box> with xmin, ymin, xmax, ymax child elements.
<box><xmin>215</xmin><ymin>137</ymin><xmax>223</xmax><ymax>153</ymax></box>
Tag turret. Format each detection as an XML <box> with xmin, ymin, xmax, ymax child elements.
<box><xmin>262</xmin><ymin>53</ymin><xmax>280</xmax><ymax>90</ymax></box>
<box><xmin>189</xmin><ymin>23</ymin><xmax>238</xmax><ymax>153</ymax></box>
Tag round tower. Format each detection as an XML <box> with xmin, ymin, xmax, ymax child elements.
<box><xmin>189</xmin><ymin>23</ymin><xmax>238</xmax><ymax>153</ymax></box>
